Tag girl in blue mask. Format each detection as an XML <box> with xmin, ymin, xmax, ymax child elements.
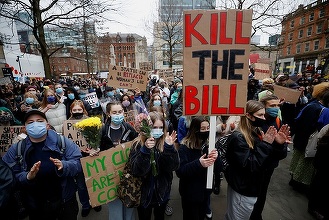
<box><xmin>39</xmin><ymin>89</ymin><xmax>67</xmax><ymax>134</ymax></box>
<box><xmin>129</xmin><ymin>111</ymin><xmax>179</xmax><ymax>220</ymax></box>
<box><xmin>98</xmin><ymin>101</ymin><xmax>139</xmax><ymax>220</ymax></box>
<box><xmin>16</xmin><ymin>92</ymin><xmax>41</xmax><ymax>123</ymax></box>
<box><xmin>64</xmin><ymin>87</ymin><xmax>93</xmax><ymax>119</ymax></box>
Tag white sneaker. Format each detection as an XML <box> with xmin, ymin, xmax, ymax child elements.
<box><xmin>287</xmin><ymin>147</ymin><xmax>291</xmax><ymax>152</ymax></box>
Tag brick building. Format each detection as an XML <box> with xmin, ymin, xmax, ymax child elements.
<box><xmin>278</xmin><ymin>0</ymin><xmax>329</xmax><ymax>74</ymax></box>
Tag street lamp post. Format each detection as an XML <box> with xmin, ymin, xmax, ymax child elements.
<box><xmin>16</xmin><ymin>55</ymin><xmax>22</xmax><ymax>74</ymax></box>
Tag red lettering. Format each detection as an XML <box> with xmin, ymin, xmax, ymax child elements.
<box><xmin>210</xmin><ymin>13</ymin><xmax>218</xmax><ymax>45</ymax></box>
<box><xmin>185</xmin><ymin>14</ymin><xmax>208</xmax><ymax>47</ymax></box>
<box><xmin>211</xmin><ymin>85</ymin><xmax>227</xmax><ymax>114</ymax></box>
<box><xmin>219</xmin><ymin>12</ymin><xmax>232</xmax><ymax>44</ymax></box>
<box><xmin>202</xmin><ymin>85</ymin><xmax>209</xmax><ymax>114</ymax></box>
<box><xmin>229</xmin><ymin>84</ymin><xmax>244</xmax><ymax>114</ymax></box>
<box><xmin>235</xmin><ymin>11</ymin><xmax>250</xmax><ymax>44</ymax></box>
<box><xmin>185</xmin><ymin>86</ymin><xmax>200</xmax><ymax>115</ymax></box>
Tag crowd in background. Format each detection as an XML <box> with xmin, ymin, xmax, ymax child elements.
<box><xmin>0</xmin><ymin>66</ymin><xmax>328</xmax><ymax>220</ymax></box>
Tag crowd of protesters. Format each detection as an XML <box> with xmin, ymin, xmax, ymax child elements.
<box><xmin>0</xmin><ymin>66</ymin><xmax>328</xmax><ymax>220</ymax></box>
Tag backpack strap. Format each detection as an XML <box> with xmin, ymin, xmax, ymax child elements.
<box><xmin>57</xmin><ymin>134</ymin><xmax>66</xmax><ymax>159</ymax></box>
<box><xmin>8</xmin><ymin>139</ymin><xmax>26</xmax><ymax>170</ymax></box>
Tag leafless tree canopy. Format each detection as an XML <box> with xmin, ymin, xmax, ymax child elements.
<box><xmin>0</xmin><ymin>0</ymin><xmax>120</xmax><ymax>78</ymax></box>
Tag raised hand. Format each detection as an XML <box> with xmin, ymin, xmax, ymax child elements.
<box><xmin>275</xmin><ymin>124</ymin><xmax>291</xmax><ymax>144</ymax></box>
<box><xmin>50</xmin><ymin>157</ymin><xmax>63</xmax><ymax>170</ymax></box>
<box><xmin>262</xmin><ymin>126</ymin><xmax>277</xmax><ymax>144</ymax></box>
<box><xmin>27</xmin><ymin>161</ymin><xmax>41</xmax><ymax>180</ymax></box>
<box><xmin>165</xmin><ymin>131</ymin><xmax>177</xmax><ymax>145</ymax></box>
<box><xmin>145</xmin><ymin>137</ymin><xmax>155</xmax><ymax>149</ymax></box>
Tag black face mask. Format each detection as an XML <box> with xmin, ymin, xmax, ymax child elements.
<box><xmin>72</xmin><ymin>112</ymin><xmax>84</xmax><ymax>119</ymax></box>
<box><xmin>197</xmin><ymin>131</ymin><xmax>209</xmax><ymax>141</ymax></box>
<box><xmin>248</xmin><ymin>116</ymin><xmax>266</xmax><ymax>127</ymax></box>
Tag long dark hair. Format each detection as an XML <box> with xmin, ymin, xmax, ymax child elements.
<box><xmin>181</xmin><ymin>116</ymin><xmax>208</xmax><ymax>149</ymax></box>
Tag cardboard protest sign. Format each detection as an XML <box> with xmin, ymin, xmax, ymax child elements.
<box><xmin>254</xmin><ymin>63</ymin><xmax>271</xmax><ymax>80</ymax></box>
<box><xmin>62</xmin><ymin>120</ymin><xmax>90</xmax><ymax>150</ymax></box>
<box><xmin>273</xmin><ymin>84</ymin><xmax>302</xmax><ymax>104</ymax></box>
<box><xmin>124</xmin><ymin>110</ymin><xmax>138</xmax><ymax>128</ymax></box>
<box><xmin>80</xmin><ymin>92</ymin><xmax>100</xmax><ymax>109</ymax></box>
<box><xmin>80</xmin><ymin>142</ymin><xmax>132</xmax><ymax>207</ymax></box>
<box><xmin>183</xmin><ymin>9</ymin><xmax>252</xmax><ymax>116</ymax></box>
<box><xmin>108</xmin><ymin>65</ymin><xmax>148</xmax><ymax>91</ymax></box>
<box><xmin>0</xmin><ymin>126</ymin><xmax>24</xmax><ymax>157</ymax></box>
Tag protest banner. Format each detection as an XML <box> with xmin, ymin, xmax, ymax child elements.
<box><xmin>80</xmin><ymin>142</ymin><xmax>132</xmax><ymax>207</ymax></box>
<box><xmin>183</xmin><ymin>9</ymin><xmax>252</xmax><ymax>189</ymax></box>
<box><xmin>62</xmin><ymin>120</ymin><xmax>90</xmax><ymax>150</ymax></box>
<box><xmin>273</xmin><ymin>84</ymin><xmax>302</xmax><ymax>103</ymax></box>
<box><xmin>254</xmin><ymin>63</ymin><xmax>271</xmax><ymax>80</ymax></box>
<box><xmin>0</xmin><ymin>126</ymin><xmax>24</xmax><ymax>157</ymax></box>
<box><xmin>183</xmin><ymin>9</ymin><xmax>252</xmax><ymax>116</ymax></box>
<box><xmin>108</xmin><ymin>65</ymin><xmax>148</xmax><ymax>91</ymax></box>
<box><xmin>80</xmin><ymin>92</ymin><xmax>100</xmax><ymax>109</ymax></box>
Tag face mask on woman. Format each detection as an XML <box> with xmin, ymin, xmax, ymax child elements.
<box><xmin>151</xmin><ymin>128</ymin><xmax>164</xmax><ymax>139</ymax></box>
<box><xmin>248</xmin><ymin>116</ymin><xmax>266</xmax><ymax>127</ymax></box>
<box><xmin>122</xmin><ymin>100</ymin><xmax>130</xmax><ymax>107</ymax></box>
<box><xmin>47</xmin><ymin>96</ymin><xmax>56</xmax><ymax>103</ymax></box>
<box><xmin>26</xmin><ymin>122</ymin><xmax>47</xmax><ymax>138</ymax></box>
<box><xmin>72</xmin><ymin>112</ymin><xmax>84</xmax><ymax>119</ymax></box>
<box><xmin>68</xmin><ymin>93</ymin><xmax>75</xmax><ymax>100</ymax></box>
<box><xmin>266</xmin><ymin>107</ymin><xmax>279</xmax><ymax>118</ymax></box>
<box><xmin>107</xmin><ymin>91</ymin><xmax>114</xmax><ymax>97</ymax></box>
<box><xmin>153</xmin><ymin>100</ymin><xmax>161</xmax><ymax>106</ymax></box>
<box><xmin>25</xmin><ymin>97</ymin><xmax>34</xmax><ymax>105</ymax></box>
<box><xmin>197</xmin><ymin>131</ymin><xmax>209</xmax><ymax>141</ymax></box>
<box><xmin>55</xmin><ymin>87</ymin><xmax>63</xmax><ymax>94</ymax></box>
<box><xmin>111</xmin><ymin>114</ymin><xmax>124</xmax><ymax>125</ymax></box>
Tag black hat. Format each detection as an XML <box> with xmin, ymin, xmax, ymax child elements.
<box><xmin>23</xmin><ymin>109</ymin><xmax>47</xmax><ymax>124</ymax></box>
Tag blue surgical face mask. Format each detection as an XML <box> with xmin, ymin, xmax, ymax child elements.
<box><xmin>26</xmin><ymin>122</ymin><xmax>47</xmax><ymax>138</ymax></box>
<box><xmin>111</xmin><ymin>114</ymin><xmax>124</xmax><ymax>125</ymax></box>
<box><xmin>25</xmin><ymin>97</ymin><xmax>34</xmax><ymax>105</ymax></box>
<box><xmin>68</xmin><ymin>93</ymin><xmax>75</xmax><ymax>100</ymax></box>
<box><xmin>107</xmin><ymin>91</ymin><xmax>114</xmax><ymax>97</ymax></box>
<box><xmin>47</xmin><ymin>96</ymin><xmax>56</xmax><ymax>103</ymax></box>
<box><xmin>176</xmin><ymin>87</ymin><xmax>182</xmax><ymax>92</ymax></box>
<box><xmin>74</xmin><ymin>86</ymin><xmax>80</xmax><ymax>91</ymax></box>
<box><xmin>116</xmin><ymin>89</ymin><xmax>121</xmax><ymax>94</ymax></box>
<box><xmin>153</xmin><ymin>100</ymin><xmax>161</xmax><ymax>106</ymax></box>
<box><xmin>266</xmin><ymin>107</ymin><xmax>279</xmax><ymax>118</ymax></box>
<box><xmin>151</xmin><ymin>128</ymin><xmax>164</xmax><ymax>139</ymax></box>
<box><xmin>55</xmin><ymin>87</ymin><xmax>63</xmax><ymax>94</ymax></box>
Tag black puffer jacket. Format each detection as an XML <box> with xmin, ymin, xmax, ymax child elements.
<box><xmin>130</xmin><ymin>142</ymin><xmax>179</xmax><ymax>208</ymax></box>
<box><xmin>225</xmin><ymin>130</ymin><xmax>273</xmax><ymax>197</ymax></box>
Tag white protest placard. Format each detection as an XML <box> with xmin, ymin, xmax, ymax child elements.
<box><xmin>80</xmin><ymin>92</ymin><xmax>100</xmax><ymax>109</ymax></box>
<box><xmin>62</xmin><ymin>120</ymin><xmax>90</xmax><ymax>150</ymax></box>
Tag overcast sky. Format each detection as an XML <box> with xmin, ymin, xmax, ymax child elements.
<box><xmin>97</xmin><ymin>0</ymin><xmax>315</xmax><ymax>46</ymax></box>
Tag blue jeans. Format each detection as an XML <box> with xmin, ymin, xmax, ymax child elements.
<box><xmin>108</xmin><ymin>198</ymin><xmax>136</xmax><ymax>220</ymax></box>
<box><xmin>75</xmin><ymin>171</ymin><xmax>90</xmax><ymax>210</ymax></box>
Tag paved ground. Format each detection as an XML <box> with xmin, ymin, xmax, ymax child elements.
<box><xmin>78</xmin><ymin>144</ymin><xmax>315</xmax><ymax>220</ymax></box>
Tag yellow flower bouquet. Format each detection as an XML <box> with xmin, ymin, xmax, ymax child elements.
<box><xmin>74</xmin><ymin>117</ymin><xmax>102</xmax><ymax>150</ymax></box>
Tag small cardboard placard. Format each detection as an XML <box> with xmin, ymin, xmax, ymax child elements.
<box><xmin>0</xmin><ymin>126</ymin><xmax>24</xmax><ymax>157</ymax></box>
<box><xmin>62</xmin><ymin>120</ymin><xmax>90</xmax><ymax>150</ymax></box>
<box><xmin>273</xmin><ymin>84</ymin><xmax>302</xmax><ymax>103</ymax></box>
<box><xmin>254</xmin><ymin>63</ymin><xmax>271</xmax><ymax>80</ymax></box>
<box><xmin>80</xmin><ymin>142</ymin><xmax>133</xmax><ymax>207</ymax></box>
<box><xmin>108</xmin><ymin>65</ymin><xmax>148</xmax><ymax>91</ymax></box>
<box><xmin>80</xmin><ymin>92</ymin><xmax>100</xmax><ymax>109</ymax></box>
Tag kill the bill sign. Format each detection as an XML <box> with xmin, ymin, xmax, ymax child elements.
<box><xmin>183</xmin><ymin>9</ymin><xmax>252</xmax><ymax>116</ymax></box>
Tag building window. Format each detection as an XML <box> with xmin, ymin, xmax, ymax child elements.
<box><xmin>317</xmin><ymin>23</ymin><xmax>323</xmax><ymax>34</ymax></box>
<box><xmin>319</xmin><ymin>8</ymin><xmax>325</xmax><ymax>18</ymax></box>
<box><xmin>298</xmin><ymin>29</ymin><xmax>303</xmax><ymax>38</ymax></box>
<box><xmin>289</xmin><ymin>33</ymin><xmax>293</xmax><ymax>41</ymax></box>
<box><xmin>309</xmin><ymin>12</ymin><xmax>314</xmax><ymax>21</ymax></box>
<box><xmin>314</xmin><ymin>40</ymin><xmax>319</xmax><ymax>50</ymax></box>
<box><xmin>287</xmin><ymin>46</ymin><xmax>291</xmax><ymax>55</ymax></box>
<box><xmin>290</xmin><ymin>20</ymin><xmax>294</xmax><ymax>28</ymax></box>
<box><xmin>307</xmin><ymin>26</ymin><xmax>312</xmax><ymax>36</ymax></box>
<box><xmin>300</xmin><ymin>16</ymin><xmax>305</xmax><ymax>25</ymax></box>
<box><xmin>305</xmin><ymin>42</ymin><xmax>310</xmax><ymax>52</ymax></box>
<box><xmin>325</xmin><ymin>37</ymin><xmax>329</xmax><ymax>49</ymax></box>
<box><xmin>296</xmin><ymin>44</ymin><xmax>301</xmax><ymax>54</ymax></box>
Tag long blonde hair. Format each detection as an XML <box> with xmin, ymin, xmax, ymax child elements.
<box><xmin>239</xmin><ymin>100</ymin><xmax>265</xmax><ymax>149</ymax></box>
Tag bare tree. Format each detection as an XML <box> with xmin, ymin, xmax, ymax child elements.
<box><xmin>215</xmin><ymin>0</ymin><xmax>309</xmax><ymax>38</ymax></box>
<box><xmin>0</xmin><ymin>0</ymin><xmax>119</xmax><ymax>78</ymax></box>
<box><xmin>151</xmin><ymin>0</ymin><xmax>216</xmax><ymax>69</ymax></box>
